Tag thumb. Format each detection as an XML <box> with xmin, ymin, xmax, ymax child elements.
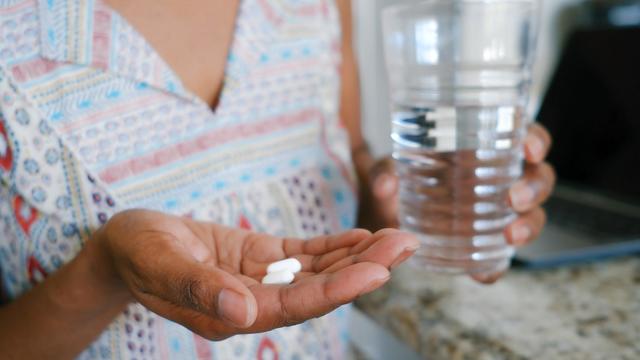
<box><xmin>130</xmin><ymin>241</ymin><xmax>258</xmax><ymax>328</ymax></box>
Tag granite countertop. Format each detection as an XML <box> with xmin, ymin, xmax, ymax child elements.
<box><xmin>356</xmin><ymin>257</ymin><xmax>640</xmax><ymax>360</ymax></box>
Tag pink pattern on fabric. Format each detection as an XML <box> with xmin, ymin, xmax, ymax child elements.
<box><xmin>92</xmin><ymin>4</ymin><xmax>113</xmax><ymax>69</ymax></box>
<box><xmin>10</xmin><ymin>58</ymin><xmax>61</xmax><ymax>83</ymax></box>
<box><xmin>193</xmin><ymin>335</ymin><xmax>214</xmax><ymax>360</ymax></box>
<box><xmin>98</xmin><ymin>108</ymin><xmax>318</xmax><ymax>184</ymax></box>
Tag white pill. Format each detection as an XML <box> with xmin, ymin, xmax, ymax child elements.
<box><xmin>261</xmin><ymin>270</ymin><xmax>295</xmax><ymax>285</ymax></box>
<box><xmin>267</xmin><ymin>258</ymin><xmax>302</xmax><ymax>274</ymax></box>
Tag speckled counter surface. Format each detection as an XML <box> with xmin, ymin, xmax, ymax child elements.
<box><xmin>356</xmin><ymin>257</ymin><xmax>640</xmax><ymax>360</ymax></box>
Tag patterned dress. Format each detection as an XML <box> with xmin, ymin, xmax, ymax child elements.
<box><xmin>0</xmin><ymin>0</ymin><xmax>358</xmax><ymax>358</ymax></box>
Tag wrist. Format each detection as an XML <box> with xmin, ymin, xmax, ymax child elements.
<box><xmin>49</xmin><ymin>228</ymin><xmax>132</xmax><ymax>315</ymax></box>
<box><xmin>85</xmin><ymin>227</ymin><xmax>133</xmax><ymax>305</ymax></box>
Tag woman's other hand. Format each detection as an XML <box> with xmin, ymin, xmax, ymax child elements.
<box><xmin>355</xmin><ymin>124</ymin><xmax>556</xmax><ymax>282</ymax></box>
<box><xmin>93</xmin><ymin>210</ymin><xmax>418</xmax><ymax>340</ymax></box>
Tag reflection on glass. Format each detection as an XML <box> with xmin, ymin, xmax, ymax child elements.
<box><xmin>482</xmin><ymin>39</ymin><xmax>507</xmax><ymax>61</ymax></box>
<box><xmin>415</xmin><ymin>20</ymin><xmax>439</xmax><ymax>64</ymax></box>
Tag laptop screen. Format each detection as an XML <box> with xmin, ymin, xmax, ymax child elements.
<box><xmin>537</xmin><ymin>27</ymin><xmax>640</xmax><ymax>205</ymax></box>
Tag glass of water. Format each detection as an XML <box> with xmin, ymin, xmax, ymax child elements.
<box><xmin>382</xmin><ymin>0</ymin><xmax>539</xmax><ymax>275</ymax></box>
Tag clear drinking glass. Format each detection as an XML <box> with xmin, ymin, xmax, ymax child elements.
<box><xmin>382</xmin><ymin>0</ymin><xmax>539</xmax><ymax>275</ymax></box>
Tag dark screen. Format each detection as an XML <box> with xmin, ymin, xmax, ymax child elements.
<box><xmin>537</xmin><ymin>27</ymin><xmax>640</xmax><ymax>204</ymax></box>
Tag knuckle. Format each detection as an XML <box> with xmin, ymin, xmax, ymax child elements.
<box><xmin>106</xmin><ymin>209</ymin><xmax>142</xmax><ymax>232</ymax></box>
<box><xmin>538</xmin><ymin>163</ymin><xmax>557</xmax><ymax>192</ymax></box>
<box><xmin>177</xmin><ymin>276</ymin><xmax>208</xmax><ymax>311</ymax></box>
<box><xmin>277</xmin><ymin>287</ymin><xmax>303</xmax><ymax>328</ymax></box>
<box><xmin>381</xmin><ymin>157</ymin><xmax>395</xmax><ymax>170</ymax></box>
<box><xmin>277</xmin><ymin>288</ymin><xmax>292</xmax><ymax>327</ymax></box>
<box><xmin>546</xmin><ymin>163</ymin><xmax>557</xmax><ymax>185</ymax></box>
<box><xmin>530</xmin><ymin>123</ymin><xmax>551</xmax><ymax>142</ymax></box>
<box><xmin>527</xmin><ymin>207</ymin><xmax>546</xmax><ymax>228</ymax></box>
<box><xmin>530</xmin><ymin>209</ymin><xmax>547</xmax><ymax>238</ymax></box>
<box><xmin>372</xmin><ymin>157</ymin><xmax>395</xmax><ymax>176</ymax></box>
<box><xmin>116</xmin><ymin>247</ymin><xmax>158</xmax><ymax>295</ymax></box>
<box><xmin>527</xmin><ymin>162</ymin><xmax>555</xmax><ymax>186</ymax></box>
<box><xmin>540</xmin><ymin>161</ymin><xmax>554</xmax><ymax>175</ymax></box>
<box><xmin>539</xmin><ymin>126</ymin><xmax>552</xmax><ymax>146</ymax></box>
<box><xmin>350</xmin><ymin>228</ymin><xmax>373</xmax><ymax>237</ymax></box>
<box><xmin>321</xmin><ymin>276</ymin><xmax>337</xmax><ymax>305</ymax></box>
<box><xmin>374</xmin><ymin>228</ymin><xmax>402</xmax><ymax>237</ymax></box>
<box><xmin>311</xmin><ymin>255</ymin><xmax>322</xmax><ymax>273</ymax></box>
<box><xmin>538</xmin><ymin>207</ymin><xmax>548</xmax><ymax>224</ymax></box>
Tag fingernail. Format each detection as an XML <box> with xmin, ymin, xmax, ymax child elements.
<box><xmin>510</xmin><ymin>181</ymin><xmax>535</xmax><ymax>210</ymax></box>
<box><xmin>375</xmin><ymin>174</ymin><xmax>395</xmax><ymax>197</ymax></box>
<box><xmin>359</xmin><ymin>274</ymin><xmax>390</xmax><ymax>296</ymax></box>
<box><xmin>390</xmin><ymin>246</ymin><xmax>420</xmax><ymax>270</ymax></box>
<box><xmin>526</xmin><ymin>134</ymin><xmax>545</xmax><ymax>160</ymax></box>
<box><xmin>218</xmin><ymin>289</ymin><xmax>255</xmax><ymax>328</ymax></box>
<box><xmin>510</xmin><ymin>224</ymin><xmax>532</xmax><ymax>245</ymax></box>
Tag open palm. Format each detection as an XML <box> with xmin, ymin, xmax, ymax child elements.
<box><xmin>99</xmin><ymin>210</ymin><xmax>419</xmax><ymax>340</ymax></box>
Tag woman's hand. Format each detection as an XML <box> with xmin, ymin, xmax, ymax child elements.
<box><xmin>505</xmin><ymin>124</ymin><xmax>555</xmax><ymax>246</ymax></box>
<box><xmin>356</xmin><ymin>124</ymin><xmax>556</xmax><ymax>277</ymax></box>
<box><xmin>95</xmin><ymin>210</ymin><xmax>418</xmax><ymax>340</ymax></box>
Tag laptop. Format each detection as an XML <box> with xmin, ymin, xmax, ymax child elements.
<box><xmin>514</xmin><ymin>27</ymin><xmax>640</xmax><ymax>268</ymax></box>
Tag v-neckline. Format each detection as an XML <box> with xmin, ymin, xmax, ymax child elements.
<box><xmin>99</xmin><ymin>0</ymin><xmax>242</xmax><ymax>116</ymax></box>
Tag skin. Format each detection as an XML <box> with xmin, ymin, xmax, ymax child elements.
<box><xmin>0</xmin><ymin>0</ymin><xmax>555</xmax><ymax>358</ymax></box>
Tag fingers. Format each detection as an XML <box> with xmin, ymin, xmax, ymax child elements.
<box><xmin>504</xmin><ymin>207</ymin><xmax>547</xmax><ymax>246</ymax></box>
<box><xmin>503</xmin><ymin>124</ymin><xmax>553</xmax><ymax>250</ymax></box>
<box><xmin>349</xmin><ymin>229</ymin><xmax>419</xmax><ymax>270</ymax></box>
<box><xmin>322</xmin><ymin>229</ymin><xmax>419</xmax><ymax>273</ymax></box>
<box><xmin>304</xmin><ymin>248</ymin><xmax>351</xmax><ymax>272</ymax></box>
<box><xmin>253</xmin><ymin>229</ymin><xmax>417</xmax><ymax>275</ymax></box>
<box><xmin>350</xmin><ymin>228</ymin><xmax>398</xmax><ymax>254</ymax></box>
<box><xmin>126</xmin><ymin>239</ymin><xmax>257</xmax><ymax>328</ymax></box>
<box><xmin>472</xmin><ymin>209</ymin><xmax>547</xmax><ymax>283</ymax></box>
<box><xmin>282</xmin><ymin>229</ymin><xmax>372</xmax><ymax>256</ymax></box>
<box><xmin>509</xmin><ymin>162</ymin><xmax>556</xmax><ymax>212</ymax></box>
<box><xmin>524</xmin><ymin>123</ymin><xmax>552</xmax><ymax>164</ymax></box>
<box><xmin>241</xmin><ymin>229</ymin><xmax>372</xmax><ymax>277</ymax></box>
<box><xmin>242</xmin><ymin>229</ymin><xmax>374</xmax><ymax>278</ymax></box>
<box><xmin>302</xmin><ymin>229</ymin><xmax>418</xmax><ymax>273</ymax></box>
<box><xmin>250</xmin><ymin>262</ymin><xmax>390</xmax><ymax>330</ymax></box>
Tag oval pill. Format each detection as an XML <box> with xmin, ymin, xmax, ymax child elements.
<box><xmin>261</xmin><ymin>270</ymin><xmax>295</xmax><ymax>285</ymax></box>
<box><xmin>267</xmin><ymin>258</ymin><xmax>302</xmax><ymax>274</ymax></box>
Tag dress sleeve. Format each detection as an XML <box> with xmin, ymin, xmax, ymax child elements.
<box><xmin>0</xmin><ymin>64</ymin><xmax>120</xmax><ymax>300</ymax></box>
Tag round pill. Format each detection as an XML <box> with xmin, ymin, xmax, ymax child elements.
<box><xmin>261</xmin><ymin>270</ymin><xmax>295</xmax><ymax>285</ymax></box>
<box><xmin>267</xmin><ymin>258</ymin><xmax>302</xmax><ymax>274</ymax></box>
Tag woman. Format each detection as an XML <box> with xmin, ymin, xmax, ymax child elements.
<box><xmin>0</xmin><ymin>0</ymin><xmax>555</xmax><ymax>358</ymax></box>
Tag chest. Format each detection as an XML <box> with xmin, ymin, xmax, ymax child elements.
<box><xmin>103</xmin><ymin>0</ymin><xmax>240</xmax><ymax>108</ymax></box>
<box><xmin>8</xmin><ymin>0</ymin><xmax>346</xmax><ymax>210</ymax></box>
